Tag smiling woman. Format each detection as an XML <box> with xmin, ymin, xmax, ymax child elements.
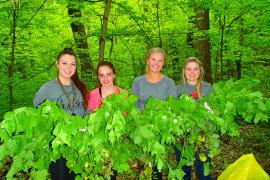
<box><xmin>33</xmin><ymin>48</ymin><xmax>89</xmax><ymax>116</ymax></box>
<box><xmin>175</xmin><ymin>57</ymin><xmax>212</xmax><ymax>180</ymax></box>
<box><xmin>132</xmin><ymin>47</ymin><xmax>177</xmax><ymax>112</ymax></box>
<box><xmin>88</xmin><ymin>61</ymin><xmax>126</xmax><ymax>112</ymax></box>
<box><xmin>33</xmin><ymin>48</ymin><xmax>90</xmax><ymax>180</ymax></box>
<box><xmin>177</xmin><ymin>57</ymin><xmax>212</xmax><ymax>98</ymax></box>
<box><xmin>56</xmin><ymin>54</ymin><xmax>77</xmax><ymax>85</ymax></box>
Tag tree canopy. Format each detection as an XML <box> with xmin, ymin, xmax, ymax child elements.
<box><xmin>0</xmin><ymin>0</ymin><xmax>269</xmax><ymax>117</ymax></box>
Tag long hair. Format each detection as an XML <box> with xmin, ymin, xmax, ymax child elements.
<box><xmin>145</xmin><ymin>47</ymin><xmax>166</xmax><ymax>72</ymax></box>
<box><xmin>96</xmin><ymin>61</ymin><xmax>116</xmax><ymax>87</ymax></box>
<box><xmin>56</xmin><ymin>48</ymin><xmax>89</xmax><ymax>109</ymax></box>
<box><xmin>182</xmin><ymin>57</ymin><xmax>205</xmax><ymax>97</ymax></box>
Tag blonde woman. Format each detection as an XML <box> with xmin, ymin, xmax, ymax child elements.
<box><xmin>132</xmin><ymin>47</ymin><xmax>177</xmax><ymax>111</ymax></box>
<box><xmin>176</xmin><ymin>57</ymin><xmax>212</xmax><ymax>180</ymax></box>
<box><xmin>177</xmin><ymin>57</ymin><xmax>212</xmax><ymax>99</ymax></box>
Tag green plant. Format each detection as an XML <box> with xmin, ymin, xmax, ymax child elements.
<box><xmin>0</xmin><ymin>79</ymin><xmax>269</xmax><ymax>179</ymax></box>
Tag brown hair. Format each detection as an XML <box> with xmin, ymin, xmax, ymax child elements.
<box><xmin>56</xmin><ymin>48</ymin><xmax>89</xmax><ymax>109</ymax></box>
<box><xmin>96</xmin><ymin>61</ymin><xmax>116</xmax><ymax>87</ymax></box>
<box><xmin>182</xmin><ymin>57</ymin><xmax>205</xmax><ymax>97</ymax></box>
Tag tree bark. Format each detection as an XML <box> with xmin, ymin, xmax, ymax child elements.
<box><xmin>68</xmin><ymin>4</ymin><xmax>93</xmax><ymax>79</ymax></box>
<box><xmin>186</xmin><ymin>31</ymin><xmax>194</xmax><ymax>48</ymax></box>
<box><xmin>219</xmin><ymin>15</ymin><xmax>225</xmax><ymax>80</ymax></box>
<box><xmin>8</xmin><ymin>0</ymin><xmax>17</xmax><ymax>110</ymax></box>
<box><xmin>156</xmin><ymin>0</ymin><xmax>163</xmax><ymax>47</ymax></box>
<box><xmin>236</xmin><ymin>16</ymin><xmax>243</xmax><ymax>80</ymax></box>
<box><xmin>99</xmin><ymin>0</ymin><xmax>112</xmax><ymax>62</ymax></box>
<box><xmin>194</xmin><ymin>5</ymin><xmax>212</xmax><ymax>83</ymax></box>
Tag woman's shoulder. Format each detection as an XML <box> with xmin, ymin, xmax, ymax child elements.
<box><xmin>201</xmin><ymin>81</ymin><xmax>212</xmax><ymax>96</ymax></box>
<box><xmin>37</xmin><ymin>79</ymin><xmax>58</xmax><ymax>91</ymax></box>
<box><xmin>176</xmin><ymin>82</ymin><xmax>188</xmax><ymax>88</ymax></box>
<box><xmin>134</xmin><ymin>75</ymin><xmax>146</xmax><ymax>81</ymax></box>
<box><xmin>33</xmin><ymin>79</ymin><xmax>58</xmax><ymax>107</ymax></box>
<box><xmin>132</xmin><ymin>75</ymin><xmax>147</xmax><ymax>86</ymax></box>
<box><xmin>202</xmin><ymin>81</ymin><xmax>212</xmax><ymax>87</ymax></box>
<box><xmin>89</xmin><ymin>87</ymin><xmax>99</xmax><ymax>95</ymax></box>
<box><xmin>115</xmin><ymin>86</ymin><xmax>128</xmax><ymax>94</ymax></box>
<box><xmin>162</xmin><ymin>75</ymin><xmax>175</xmax><ymax>84</ymax></box>
<box><xmin>176</xmin><ymin>83</ymin><xmax>187</xmax><ymax>89</ymax></box>
<box><xmin>176</xmin><ymin>83</ymin><xmax>194</xmax><ymax>95</ymax></box>
<box><xmin>202</xmin><ymin>81</ymin><xmax>212</xmax><ymax>91</ymax></box>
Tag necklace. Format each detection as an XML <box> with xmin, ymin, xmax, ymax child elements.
<box><xmin>99</xmin><ymin>86</ymin><xmax>116</xmax><ymax>100</ymax></box>
<box><xmin>57</xmin><ymin>77</ymin><xmax>77</xmax><ymax>115</ymax></box>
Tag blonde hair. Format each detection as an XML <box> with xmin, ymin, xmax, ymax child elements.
<box><xmin>145</xmin><ymin>47</ymin><xmax>166</xmax><ymax>72</ymax></box>
<box><xmin>182</xmin><ymin>57</ymin><xmax>205</xmax><ymax>97</ymax></box>
<box><xmin>146</xmin><ymin>47</ymin><xmax>166</xmax><ymax>61</ymax></box>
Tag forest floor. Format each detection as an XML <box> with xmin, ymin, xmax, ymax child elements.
<box><xmin>211</xmin><ymin>121</ymin><xmax>270</xmax><ymax>179</ymax></box>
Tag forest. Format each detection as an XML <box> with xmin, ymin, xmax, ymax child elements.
<box><xmin>0</xmin><ymin>0</ymin><xmax>269</xmax><ymax>179</ymax></box>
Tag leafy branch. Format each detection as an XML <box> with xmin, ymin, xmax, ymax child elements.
<box><xmin>0</xmin><ymin>78</ymin><xmax>269</xmax><ymax>179</ymax></box>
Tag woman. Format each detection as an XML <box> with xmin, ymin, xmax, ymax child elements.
<box><xmin>88</xmin><ymin>61</ymin><xmax>125</xmax><ymax>112</ymax></box>
<box><xmin>132</xmin><ymin>47</ymin><xmax>177</xmax><ymax>112</ymax></box>
<box><xmin>176</xmin><ymin>57</ymin><xmax>212</xmax><ymax>99</ymax></box>
<box><xmin>176</xmin><ymin>57</ymin><xmax>212</xmax><ymax>180</ymax></box>
<box><xmin>132</xmin><ymin>47</ymin><xmax>177</xmax><ymax>179</ymax></box>
<box><xmin>33</xmin><ymin>48</ymin><xmax>89</xmax><ymax>116</ymax></box>
<box><xmin>33</xmin><ymin>48</ymin><xmax>89</xmax><ymax>180</ymax></box>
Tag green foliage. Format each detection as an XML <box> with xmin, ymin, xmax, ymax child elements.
<box><xmin>0</xmin><ymin>79</ymin><xmax>269</xmax><ymax>179</ymax></box>
<box><xmin>207</xmin><ymin>78</ymin><xmax>269</xmax><ymax>134</ymax></box>
<box><xmin>1</xmin><ymin>0</ymin><xmax>269</xmax><ymax>119</ymax></box>
<box><xmin>0</xmin><ymin>102</ymin><xmax>60</xmax><ymax>179</ymax></box>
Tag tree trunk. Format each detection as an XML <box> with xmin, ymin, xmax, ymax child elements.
<box><xmin>99</xmin><ymin>0</ymin><xmax>112</xmax><ymax>62</ymax></box>
<box><xmin>186</xmin><ymin>31</ymin><xmax>194</xmax><ymax>48</ymax></box>
<box><xmin>214</xmin><ymin>52</ymin><xmax>219</xmax><ymax>82</ymax></box>
<box><xmin>194</xmin><ymin>5</ymin><xmax>212</xmax><ymax>83</ymax></box>
<box><xmin>8</xmin><ymin>0</ymin><xmax>17</xmax><ymax>110</ymax></box>
<box><xmin>219</xmin><ymin>15</ymin><xmax>225</xmax><ymax>80</ymax></box>
<box><xmin>186</xmin><ymin>18</ymin><xmax>194</xmax><ymax>47</ymax></box>
<box><xmin>156</xmin><ymin>0</ymin><xmax>163</xmax><ymax>48</ymax></box>
<box><xmin>236</xmin><ymin>16</ymin><xmax>243</xmax><ymax>80</ymax></box>
<box><xmin>67</xmin><ymin>4</ymin><xmax>93</xmax><ymax>80</ymax></box>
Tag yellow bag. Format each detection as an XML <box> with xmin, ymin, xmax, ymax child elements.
<box><xmin>218</xmin><ymin>153</ymin><xmax>270</xmax><ymax>180</ymax></box>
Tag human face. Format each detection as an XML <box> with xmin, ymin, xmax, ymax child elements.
<box><xmin>147</xmin><ymin>52</ymin><xmax>165</xmax><ymax>73</ymax></box>
<box><xmin>56</xmin><ymin>54</ymin><xmax>76</xmax><ymax>84</ymax></box>
<box><xmin>184</xmin><ymin>61</ymin><xmax>200</xmax><ymax>84</ymax></box>
<box><xmin>98</xmin><ymin>66</ymin><xmax>115</xmax><ymax>88</ymax></box>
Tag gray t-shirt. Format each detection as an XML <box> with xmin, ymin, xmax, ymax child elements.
<box><xmin>176</xmin><ymin>81</ymin><xmax>212</xmax><ymax>97</ymax></box>
<box><xmin>33</xmin><ymin>79</ymin><xmax>87</xmax><ymax>117</ymax></box>
<box><xmin>132</xmin><ymin>75</ymin><xmax>177</xmax><ymax>111</ymax></box>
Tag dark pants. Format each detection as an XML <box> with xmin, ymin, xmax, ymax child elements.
<box><xmin>175</xmin><ymin>147</ymin><xmax>211</xmax><ymax>180</ymax></box>
<box><xmin>49</xmin><ymin>157</ymin><xmax>75</xmax><ymax>180</ymax></box>
<box><xmin>110</xmin><ymin>169</ymin><xmax>117</xmax><ymax>180</ymax></box>
<box><xmin>152</xmin><ymin>166</ymin><xmax>162</xmax><ymax>180</ymax></box>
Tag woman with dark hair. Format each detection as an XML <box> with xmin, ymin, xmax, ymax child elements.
<box><xmin>33</xmin><ymin>48</ymin><xmax>89</xmax><ymax>180</ymax></box>
<box><xmin>88</xmin><ymin>61</ymin><xmax>125</xmax><ymax>112</ymax></box>
<box><xmin>33</xmin><ymin>48</ymin><xmax>89</xmax><ymax>116</ymax></box>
